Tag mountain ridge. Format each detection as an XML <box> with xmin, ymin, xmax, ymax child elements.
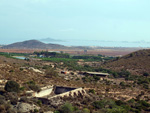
<box><xmin>1</xmin><ymin>40</ymin><xmax>67</xmax><ymax>49</ymax></box>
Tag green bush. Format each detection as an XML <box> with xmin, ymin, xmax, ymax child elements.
<box><xmin>120</xmin><ymin>82</ymin><xmax>125</xmax><ymax>87</ymax></box>
<box><xmin>28</xmin><ymin>84</ymin><xmax>41</xmax><ymax>92</ymax></box>
<box><xmin>10</xmin><ymin>97</ymin><xmax>18</xmax><ymax>105</ymax></box>
<box><xmin>45</xmin><ymin>68</ymin><xmax>58</xmax><ymax>78</ymax></box>
<box><xmin>143</xmin><ymin>83</ymin><xmax>149</xmax><ymax>89</ymax></box>
<box><xmin>20</xmin><ymin>68</ymin><xmax>24</xmax><ymax>71</ymax></box>
<box><xmin>89</xmin><ymin>89</ymin><xmax>95</xmax><ymax>94</ymax></box>
<box><xmin>138</xmin><ymin>100</ymin><xmax>150</xmax><ymax>107</ymax></box>
<box><xmin>143</xmin><ymin>72</ymin><xmax>149</xmax><ymax>77</ymax></box>
<box><xmin>115</xmin><ymin>100</ymin><xmax>125</xmax><ymax>106</ymax></box>
<box><xmin>93</xmin><ymin>99</ymin><xmax>118</xmax><ymax>110</ymax></box>
<box><xmin>26</xmin><ymin>80</ymin><xmax>35</xmax><ymax>85</ymax></box>
<box><xmin>106</xmin><ymin>107</ymin><xmax>126</xmax><ymax>113</ymax></box>
<box><xmin>20</xmin><ymin>96</ymin><xmax>29</xmax><ymax>103</ymax></box>
<box><xmin>25</xmin><ymin>80</ymin><xmax>41</xmax><ymax>92</ymax></box>
<box><xmin>82</xmin><ymin>108</ymin><xmax>90</xmax><ymax>113</ymax></box>
<box><xmin>37</xmin><ymin>100</ymin><xmax>42</xmax><ymax>106</ymax></box>
<box><xmin>4</xmin><ymin>81</ymin><xmax>20</xmax><ymax>93</ymax></box>
<box><xmin>92</xmin><ymin>101</ymin><xmax>105</xmax><ymax>109</ymax></box>
<box><xmin>33</xmin><ymin>109</ymin><xmax>38</xmax><ymax>112</ymax></box>
<box><xmin>93</xmin><ymin>75</ymin><xmax>100</xmax><ymax>81</ymax></box>
<box><xmin>128</xmin><ymin>99</ymin><xmax>135</xmax><ymax>103</ymax></box>
<box><xmin>54</xmin><ymin>111</ymin><xmax>60</xmax><ymax>113</ymax></box>
<box><xmin>60</xmin><ymin>103</ymin><xmax>74</xmax><ymax>113</ymax></box>
<box><xmin>0</xmin><ymin>95</ymin><xmax>6</xmax><ymax>105</ymax></box>
<box><xmin>9</xmin><ymin>70</ymin><xmax>14</xmax><ymax>73</ymax></box>
<box><xmin>118</xmin><ymin>70</ymin><xmax>131</xmax><ymax>78</ymax></box>
<box><xmin>19</xmin><ymin>87</ymin><xmax>25</xmax><ymax>91</ymax></box>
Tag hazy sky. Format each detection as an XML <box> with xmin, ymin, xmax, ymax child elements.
<box><xmin>0</xmin><ymin>0</ymin><xmax>150</xmax><ymax>44</ymax></box>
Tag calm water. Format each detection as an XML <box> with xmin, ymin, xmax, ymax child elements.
<box><xmin>14</xmin><ymin>56</ymin><xmax>25</xmax><ymax>60</ymax></box>
<box><xmin>44</xmin><ymin>40</ymin><xmax>150</xmax><ymax>48</ymax></box>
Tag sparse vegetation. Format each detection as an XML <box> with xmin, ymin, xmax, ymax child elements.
<box><xmin>25</xmin><ymin>81</ymin><xmax>41</xmax><ymax>92</ymax></box>
<box><xmin>89</xmin><ymin>89</ymin><xmax>95</xmax><ymax>94</ymax></box>
<box><xmin>0</xmin><ymin>49</ymin><xmax>150</xmax><ymax>112</ymax></box>
<box><xmin>45</xmin><ymin>67</ymin><xmax>58</xmax><ymax>78</ymax></box>
<box><xmin>59</xmin><ymin>102</ymin><xmax>75</xmax><ymax>113</ymax></box>
<box><xmin>34</xmin><ymin>51</ymin><xmax>113</xmax><ymax>62</ymax></box>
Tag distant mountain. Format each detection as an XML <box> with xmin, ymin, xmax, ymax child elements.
<box><xmin>1</xmin><ymin>39</ymin><xmax>102</xmax><ymax>50</ymax></box>
<box><xmin>1</xmin><ymin>40</ymin><xmax>67</xmax><ymax>49</ymax></box>
<box><xmin>103</xmin><ymin>49</ymin><xmax>150</xmax><ymax>75</ymax></box>
<box><xmin>40</xmin><ymin>37</ymin><xmax>64</xmax><ymax>42</ymax></box>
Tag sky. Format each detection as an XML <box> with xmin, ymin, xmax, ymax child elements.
<box><xmin>0</xmin><ymin>0</ymin><xmax>150</xmax><ymax>45</ymax></box>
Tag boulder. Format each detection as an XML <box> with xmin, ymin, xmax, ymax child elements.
<box><xmin>44</xmin><ymin>111</ymin><xmax>53</xmax><ymax>113</ymax></box>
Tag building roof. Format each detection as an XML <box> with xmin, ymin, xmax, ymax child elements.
<box><xmin>86</xmin><ymin>72</ymin><xmax>110</xmax><ymax>76</ymax></box>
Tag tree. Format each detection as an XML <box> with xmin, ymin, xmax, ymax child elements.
<box><xmin>92</xmin><ymin>101</ymin><xmax>105</xmax><ymax>109</ymax></box>
<box><xmin>83</xmin><ymin>108</ymin><xmax>90</xmax><ymax>113</ymax></box>
<box><xmin>4</xmin><ymin>81</ymin><xmax>20</xmax><ymax>93</ymax></box>
<box><xmin>45</xmin><ymin>68</ymin><xmax>58</xmax><ymax>78</ymax></box>
<box><xmin>143</xmin><ymin>72</ymin><xmax>149</xmax><ymax>78</ymax></box>
<box><xmin>26</xmin><ymin>81</ymin><xmax>41</xmax><ymax>92</ymax></box>
<box><xmin>93</xmin><ymin>75</ymin><xmax>100</xmax><ymax>82</ymax></box>
<box><xmin>89</xmin><ymin>89</ymin><xmax>95</xmax><ymax>94</ymax></box>
<box><xmin>60</xmin><ymin>103</ymin><xmax>74</xmax><ymax>113</ymax></box>
<box><xmin>120</xmin><ymin>82</ymin><xmax>125</xmax><ymax>86</ymax></box>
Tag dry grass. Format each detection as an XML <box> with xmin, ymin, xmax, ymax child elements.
<box><xmin>103</xmin><ymin>49</ymin><xmax>150</xmax><ymax>75</ymax></box>
<box><xmin>0</xmin><ymin>48</ymin><xmax>141</xmax><ymax>56</ymax></box>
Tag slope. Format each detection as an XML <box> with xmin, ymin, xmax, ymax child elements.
<box><xmin>103</xmin><ymin>49</ymin><xmax>150</xmax><ymax>75</ymax></box>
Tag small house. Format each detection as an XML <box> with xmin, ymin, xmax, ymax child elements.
<box><xmin>84</xmin><ymin>72</ymin><xmax>110</xmax><ymax>77</ymax></box>
<box><xmin>61</xmin><ymin>71</ymin><xmax>68</xmax><ymax>74</ymax></box>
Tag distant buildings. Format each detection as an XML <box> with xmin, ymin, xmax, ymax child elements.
<box><xmin>48</xmin><ymin>51</ymin><xmax>61</xmax><ymax>53</ymax></box>
<box><xmin>83</xmin><ymin>72</ymin><xmax>110</xmax><ymax>77</ymax></box>
<box><xmin>61</xmin><ymin>71</ymin><xmax>68</xmax><ymax>74</ymax></box>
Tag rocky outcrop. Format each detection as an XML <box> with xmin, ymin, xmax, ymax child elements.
<box><xmin>13</xmin><ymin>102</ymin><xmax>40</xmax><ymax>113</ymax></box>
<box><xmin>44</xmin><ymin>111</ymin><xmax>53</xmax><ymax>113</ymax></box>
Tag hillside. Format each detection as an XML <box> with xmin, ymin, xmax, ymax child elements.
<box><xmin>0</xmin><ymin>51</ymin><xmax>150</xmax><ymax>112</ymax></box>
<box><xmin>1</xmin><ymin>40</ymin><xmax>67</xmax><ymax>49</ymax></box>
<box><xmin>103</xmin><ymin>49</ymin><xmax>150</xmax><ymax>75</ymax></box>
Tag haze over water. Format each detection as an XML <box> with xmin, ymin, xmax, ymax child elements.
<box><xmin>43</xmin><ymin>40</ymin><xmax>150</xmax><ymax>48</ymax></box>
<box><xmin>1</xmin><ymin>0</ymin><xmax>150</xmax><ymax>47</ymax></box>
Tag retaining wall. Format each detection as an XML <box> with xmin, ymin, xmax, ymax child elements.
<box><xmin>49</xmin><ymin>87</ymin><xmax>86</xmax><ymax>99</ymax></box>
<box><xmin>27</xmin><ymin>85</ymin><xmax>53</xmax><ymax>97</ymax></box>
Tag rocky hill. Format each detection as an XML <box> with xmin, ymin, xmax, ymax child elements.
<box><xmin>1</xmin><ymin>40</ymin><xmax>67</xmax><ymax>49</ymax></box>
<box><xmin>0</xmin><ymin>51</ymin><xmax>150</xmax><ymax>112</ymax></box>
<box><xmin>103</xmin><ymin>49</ymin><xmax>150</xmax><ymax>75</ymax></box>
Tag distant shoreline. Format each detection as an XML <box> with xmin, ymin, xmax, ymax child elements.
<box><xmin>0</xmin><ymin>47</ymin><xmax>144</xmax><ymax>56</ymax></box>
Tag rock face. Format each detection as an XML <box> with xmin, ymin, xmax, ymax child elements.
<box><xmin>14</xmin><ymin>102</ymin><xmax>40</xmax><ymax>113</ymax></box>
<box><xmin>50</xmin><ymin>98</ymin><xmax>64</xmax><ymax>108</ymax></box>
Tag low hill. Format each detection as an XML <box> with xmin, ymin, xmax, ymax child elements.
<box><xmin>103</xmin><ymin>49</ymin><xmax>150</xmax><ymax>75</ymax></box>
<box><xmin>1</xmin><ymin>40</ymin><xmax>67</xmax><ymax>49</ymax></box>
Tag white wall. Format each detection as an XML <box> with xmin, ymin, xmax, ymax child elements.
<box><xmin>49</xmin><ymin>88</ymin><xmax>86</xmax><ymax>99</ymax></box>
<box><xmin>34</xmin><ymin>88</ymin><xmax>53</xmax><ymax>97</ymax></box>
